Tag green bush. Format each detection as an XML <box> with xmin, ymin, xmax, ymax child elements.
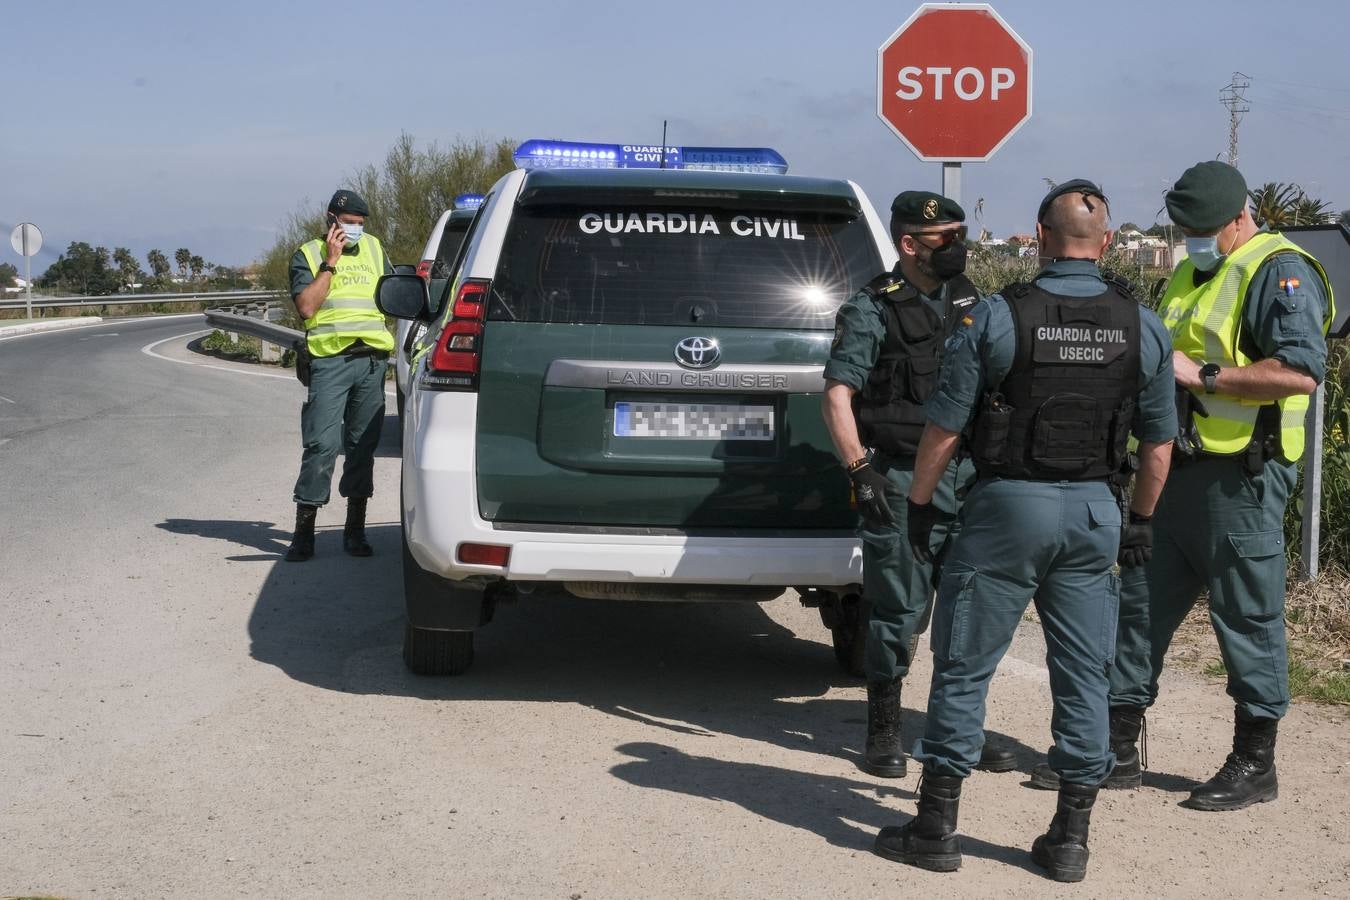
<box><xmin>200</xmin><ymin>329</ymin><xmax>262</xmax><ymax>362</ymax></box>
<box><xmin>1286</xmin><ymin>340</ymin><xmax>1350</xmax><ymax>572</ymax></box>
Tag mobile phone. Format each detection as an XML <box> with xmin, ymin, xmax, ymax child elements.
<box><xmin>326</xmin><ymin>212</ymin><xmax>338</xmax><ymax>231</ymax></box>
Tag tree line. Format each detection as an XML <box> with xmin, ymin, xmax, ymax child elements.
<box><xmin>255</xmin><ymin>133</ymin><xmax>517</xmax><ymax>291</ymax></box>
<box><xmin>31</xmin><ymin>243</ymin><xmax>250</xmax><ymax>296</ymax></box>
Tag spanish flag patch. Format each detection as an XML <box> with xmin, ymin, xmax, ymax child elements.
<box><xmin>961</xmin><ymin>315</ymin><xmax>975</xmax><ymax>326</ymax></box>
<box><xmin>1279</xmin><ymin>277</ymin><xmax>1301</xmax><ymax>295</ymax></box>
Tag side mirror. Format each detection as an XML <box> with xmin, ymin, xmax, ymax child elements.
<box><xmin>376</xmin><ymin>273</ymin><xmax>429</xmax><ymax>320</ymax></box>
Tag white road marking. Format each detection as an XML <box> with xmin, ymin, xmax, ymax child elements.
<box><xmin>141</xmin><ymin>330</ymin><xmax>397</xmax><ymax>396</ymax></box>
<box><xmin>141</xmin><ymin>331</ymin><xmax>294</xmax><ymax>380</ymax></box>
<box><xmin>78</xmin><ymin>333</ymin><xmax>121</xmax><ymax>340</ymax></box>
<box><xmin>0</xmin><ymin>395</ymin><xmax>15</xmax><ymax>404</ymax></box>
<box><xmin>0</xmin><ymin>438</ymin><xmax>11</xmax><ymax>446</ymax></box>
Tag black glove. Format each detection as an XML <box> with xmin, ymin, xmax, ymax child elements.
<box><xmin>1118</xmin><ymin>511</ymin><xmax>1153</xmax><ymax>568</ymax></box>
<box><xmin>848</xmin><ymin>462</ymin><xmax>895</xmax><ymax>529</ymax></box>
<box><xmin>907</xmin><ymin>499</ymin><xmax>945</xmax><ymax>564</ymax></box>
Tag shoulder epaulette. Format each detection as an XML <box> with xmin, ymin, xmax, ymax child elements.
<box><xmin>862</xmin><ymin>270</ymin><xmax>904</xmax><ymax>298</ymax></box>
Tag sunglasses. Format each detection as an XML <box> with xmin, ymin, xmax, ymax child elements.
<box><xmin>908</xmin><ymin>225</ymin><xmax>968</xmax><ymax>249</ymax></box>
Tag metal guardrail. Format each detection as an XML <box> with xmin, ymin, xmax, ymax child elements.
<box><xmin>0</xmin><ymin>289</ymin><xmax>283</xmax><ymax>311</ymax></box>
<box><xmin>203</xmin><ymin>308</ymin><xmax>304</xmax><ymax>347</ymax></box>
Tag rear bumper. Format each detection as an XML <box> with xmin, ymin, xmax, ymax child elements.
<box><xmin>403</xmin><ymin>393</ymin><xmax>862</xmax><ymax>588</ymax></box>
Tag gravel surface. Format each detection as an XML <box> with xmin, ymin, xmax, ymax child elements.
<box><xmin>2</xmin><ymin>318</ymin><xmax>1346</xmax><ymax>898</ymax></box>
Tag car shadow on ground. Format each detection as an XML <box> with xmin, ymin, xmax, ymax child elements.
<box><xmin>158</xmin><ymin>513</ymin><xmax>1040</xmax><ymax>774</ymax></box>
<box><xmin>609</xmin><ymin>741</ymin><xmax>1041</xmax><ymax>873</ymax></box>
<box><xmin>375</xmin><ymin>411</ymin><xmax>400</xmax><ymax>457</ymax></box>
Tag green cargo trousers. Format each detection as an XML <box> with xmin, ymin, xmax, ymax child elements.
<box><xmin>1108</xmin><ymin>456</ymin><xmax>1296</xmax><ymax>720</ymax></box>
<box><xmin>912</xmin><ymin>478</ymin><xmax>1123</xmax><ymax>784</ymax></box>
<box><xmin>292</xmin><ymin>351</ymin><xmax>388</xmax><ymax>507</ymax></box>
<box><xmin>861</xmin><ymin>455</ymin><xmax>977</xmax><ymax>683</ymax></box>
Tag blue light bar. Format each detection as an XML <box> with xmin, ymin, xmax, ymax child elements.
<box><xmin>513</xmin><ymin>139</ymin><xmax>788</xmax><ymax>175</ymax></box>
<box><xmin>453</xmin><ymin>193</ymin><xmax>484</xmax><ymax>210</ymax></box>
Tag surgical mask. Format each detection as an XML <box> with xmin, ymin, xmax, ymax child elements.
<box><xmin>340</xmin><ymin>222</ymin><xmax>364</xmax><ymax>246</ymax></box>
<box><xmin>1185</xmin><ymin>235</ymin><xmax>1224</xmax><ymax>272</ymax></box>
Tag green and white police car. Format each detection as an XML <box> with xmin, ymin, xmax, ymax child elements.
<box><xmin>377</xmin><ymin>139</ymin><xmax>898</xmax><ymax>675</ymax></box>
<box><xmin>396</xmin><ymin>193</ymin><xmax>485</xmax><ymax>421</ymax></box>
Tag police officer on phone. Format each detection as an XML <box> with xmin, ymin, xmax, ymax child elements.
<box><xmin>283</xmin><ymin>189</ymin><xmax>395</xmax><ymax>562</ymax></box>
<box><xmin>822</xmin><ymin>191</ymin><xmax>1016</xmax><ymax>779</ymax></box>
<box><xmin>872</xmin><ymin>181</ymin><xmax>1176</xmax><ymax>882</ymax></box>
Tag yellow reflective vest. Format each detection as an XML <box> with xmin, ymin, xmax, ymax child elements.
<box><xmin>297</xmin><ymin>235</ymin><xmax>395</xmax><ymax>357</ymax></box>
<box><xmin>1161</xmin><ymin>231</ymin><xmax>1334</xmax><ymax>461</ymax></box>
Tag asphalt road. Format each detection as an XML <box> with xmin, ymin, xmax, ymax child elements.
<box><xmin>1</xmin><ymin>317</ymin><xmax>1346</xmax><ymax>898</ymax></box>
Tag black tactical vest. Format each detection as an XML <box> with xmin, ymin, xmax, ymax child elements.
<box><xmin>970</xmin><ymin>280</ymin><xmax>1141</xmax><ymax>480</ymax></box>
<box><xmin>855</xmin><ymin>272</ymin><xmax>980</xmax><ymax>456</ymax></box>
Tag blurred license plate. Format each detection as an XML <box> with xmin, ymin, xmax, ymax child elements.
<box><xmin>614</xmin><ymin>402</ymin><xmax>774</xmax><ymax>440</ymax></box>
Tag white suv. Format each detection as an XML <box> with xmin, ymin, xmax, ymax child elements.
<box><xmin>394</xmin><ymin>194</ymin><xmax>484</xmax><ymax>420</ymax></box>
<box><xmin>377</xmin><ymin>140</ymin><xmax>896</xmax><ymax>674</ymax></box>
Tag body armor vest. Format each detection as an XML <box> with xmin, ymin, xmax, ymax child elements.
<box><xmin>855</xmin><ymin>272</ymin><xmax>979</xmax><ymax>456</ymax></box>
<box><xmin>971</xmin><ymin>280</ymin><xmax>1141</xmax><ymax>481</ymax></box>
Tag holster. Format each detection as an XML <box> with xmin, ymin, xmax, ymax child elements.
<box><xmin>293</xmin><ymin>338</ymin><xmax>312</xmax><ymax>387</ymax></box>
<box><xmin>1172</xmin><ymin>388</ymin><xmax>1208</xmax><ymax>465</ymax></box>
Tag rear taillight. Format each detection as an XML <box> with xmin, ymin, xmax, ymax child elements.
<box><xmin>422</xmin><ymin>279</ymin><xmax>490</xmax><ymax>391</ymax></box>
<box><xmin>416</xmin><ymin>259</ymin><xmax>432</xmax><ymax>280</ymax></box>
<box><xmin>457</xmin><ymin>543</ymin><xmax>511</xmax><ymax>567</ymax></box>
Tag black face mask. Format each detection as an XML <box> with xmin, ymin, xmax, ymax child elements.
<box><xmin>930</xmin><ymin>241</ymin><xmax>967</xmax><ymax>279</ymax></box>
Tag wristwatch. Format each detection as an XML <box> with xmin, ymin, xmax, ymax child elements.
<box><xmin>318</xmin><ymin>261</ymin><xmax>338</xmax><ymax>275</ymax></box>
<box><xmin>1200</xmin><ymin>362</ymin><xmax>1221</xmax><ymax>394</ymax></box>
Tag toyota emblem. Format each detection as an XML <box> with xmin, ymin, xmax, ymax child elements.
<box><xmin>674</xmin><ymin>336</ymin><xmax>721</xmax><ymax>369</ymax></box>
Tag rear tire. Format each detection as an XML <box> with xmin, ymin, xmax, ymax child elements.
<box><xmin>402</xmin><ymin>623</ymin><xmax>474</xmax><ymax>676</ymax></box>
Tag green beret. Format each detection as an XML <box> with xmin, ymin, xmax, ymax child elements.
<box><xmin>1037</xmin><ymin>179</ymin><xmax>1109</xmax><ymax>223</ymax></box>
<box><xmin>328</xmin><ymin>189</ymin><xmax>370</xmax><ymax>217</ymax></box>
<box><xmin>1165</xmin><ymin>162</ymin><xmax>1248</xmax><ymax>233</ymax></box>
<box><xmin>890</xmin><ymin>191</ymin><xmax>965</xmax><ymax>231</ymax></box>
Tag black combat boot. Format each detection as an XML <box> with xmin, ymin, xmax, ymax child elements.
<box><xmin>1031</xmin><ymin>781</ymin><xmax>1098</xmax><ymax>882</ymax></box>
<box><xmin>284</xmin><ymin>504</ymin><xmax>318</xmax><ymax>562</ymax></box>
<box><xmin>873</xmin><ymin>772</ymin><xmax>963</xmax><ymax>872</ymax></box>
<box><xmin>343</xmin><ymin>497</ymin><xmax>373</xmax><ymax>557</ymax></box>
<box><xmin>976</xmin><ymin>740</ymin><xmax>1018</xmax><ymax>773</ymax></box>
<box><xmin>862</xmin><ymin>678</ymin><xmax>906</xmax><ymax>778</ymax></box>
<box><xmin>1029</xmin><ymin>705</ymin><xmax>1145</xmax><ymax>790</ymax></box>
<box><xmin>1181</xmin><ymin>707</ymin><xmax>1278</xmax><ymax>811</ymax></box>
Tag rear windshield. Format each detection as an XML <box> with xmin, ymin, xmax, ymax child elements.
<box><xmin>488</xmin><ymin>203</ymin><xmax>882</xmax><ymax>329</ymax></box>
<box><xmin>430</xmin><ymin>220</ymin><xmax>472</xmax><ymax>279</ymax></box>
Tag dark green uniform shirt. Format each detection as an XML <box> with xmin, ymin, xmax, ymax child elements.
<box><xmin>824</xmin><ymin>277</ymin><xmax>952</xmax><ymax>392</ymax></box>
<box><xmin>1233</xmin><ymin>249</ymin><xmax>1330</xmax><ymax>382</ymax></box>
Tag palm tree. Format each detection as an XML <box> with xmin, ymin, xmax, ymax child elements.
<box><xmin>1247</xmin><ymin>183</ymin><xmax>1300</xmax><ymax>228</ymax></box>
<box><xmin>1288</xmin><ymin>195</ymin><xmax>1334</xmax><ymax>226</ymax></box>
<box><xmin>174</xmin><ymin>248</ymin><xmax>191</xmax><ymax>281</ymax></box>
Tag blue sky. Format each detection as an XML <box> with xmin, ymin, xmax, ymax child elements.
<box><xmin>4</xmin><ymin>0</ymin><xmax>1349</xmax><ymax>273</ymax></box>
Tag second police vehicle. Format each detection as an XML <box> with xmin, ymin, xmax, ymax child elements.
<box><xmin>378</xmin><ymin>139</ymin><xmax>898</xmax><ymax>674</ymax></box>
<box><xmin>395</xmin><ymin>193</ymin><xmax>486</xmax><ymax>421</ymax></box>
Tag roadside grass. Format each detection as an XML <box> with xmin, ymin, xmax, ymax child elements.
<box><xmin>200</xmin><ymin>328</ymin><xmax>263</xmax><ymax>363</ymax></box>
<box><xmin>1184</xmin><ymin>566</ymin><xmax>1350</xmax><ymax>706</ymax></box>
<box><xmin>1202</xmin><ymin>654</ymin><xmax>1350</xmax><ymax>706</ymax></box>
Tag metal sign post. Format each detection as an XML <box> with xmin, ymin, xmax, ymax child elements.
<box><xmin>10</xmin><ymin>223</ymin><xmax>42</xmax><ymax>321</ymax></box>
<box><xmin>942</xmin><ymin>162</ymin><xmax>962</xmax><ymax>207</ymax></box>
<box><xmin>1299</xmin><ymin>384</ymin><xmax>1325</xmax><ymax>581</ymax></box>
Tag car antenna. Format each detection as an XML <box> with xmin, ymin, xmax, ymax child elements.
<box><xmin>660</xmin><ymin>120</ymin><xmax>668</xmax><ymax>169</ymax></box>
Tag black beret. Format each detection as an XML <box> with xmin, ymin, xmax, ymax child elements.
<box><xmin>328</xmin><ymin>189</ymin><xmax>370</xmax><ymax>217</ymax></box>
<box><xmin>1165</xmin><ymin>161</ymin><xmax>1248</xmax><ymax>233</ymax></box>
<box><xmin>1037</xmin><ymin>179</ymin><xmax>1109</xmax><ymax>224</ymax></box>
<box><xmin>890</xmin><ymin>191</ymin><xmax>965</xmax><ymax>229</ymax></box>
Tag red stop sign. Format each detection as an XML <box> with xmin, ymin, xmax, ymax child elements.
<box><xmin>877</xmin><ymin>3</ymin><xmax>1033</xmax><ymax>162</ymax></box>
